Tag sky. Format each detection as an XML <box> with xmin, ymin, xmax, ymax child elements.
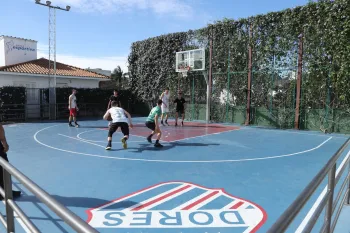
<box><xmin>0</xmin><ymin>0</ymin><xmax>311</xmax><ymax>73</ymax></box>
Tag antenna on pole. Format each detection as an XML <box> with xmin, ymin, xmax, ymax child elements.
<box><xmin>35</xmin><ymin>0</ymin><xmax>70</xmax><ymax>120</ymax></box>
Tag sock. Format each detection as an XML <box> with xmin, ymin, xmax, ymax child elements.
<box><xmin>155</xmin><ymin>140</ymin><xmax>159</xmax><ymax>144</ymax></box>
<box><xmin>148</xmin><ymin>134</ymin><xmax>153</xmax><ymax>138</ymax></box>
<box><xmin>107</xmin><ymin>141</ymin><xmax>111</xmax><ymax>146</ymax></box>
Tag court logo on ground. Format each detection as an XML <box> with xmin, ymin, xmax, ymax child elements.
<box><xmin>86</xmin><ymin>181</ymin><xmax>267</xmax><ymax>232</ymax></box>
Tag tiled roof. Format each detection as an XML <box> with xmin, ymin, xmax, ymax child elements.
<box><xmin>0</xmin><ymin>58</ymin><xmax>110</xmax><ymax>79</ymax></box>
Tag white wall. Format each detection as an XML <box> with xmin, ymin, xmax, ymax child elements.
<box><xmin>0</xmin><ymin>73</ymin><xmax>103</xmax><ymax>89</ymax></box>
<box><xmin>0</xmin><ymin>39</ymin><xmax>4</xmax><ymax>67</ymax></box>
<box><xmin>0</xmin><ymin>36</ymin><xmax>37</xmax><ymax>67</ymax></box>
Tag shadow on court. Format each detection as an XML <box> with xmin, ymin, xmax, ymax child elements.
<box><xmin>128</xmin><ymin>141</ymin><xmax>220</xmax><ymax>153</ymax></box>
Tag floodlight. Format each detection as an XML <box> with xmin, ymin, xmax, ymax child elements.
<box><xmin>66</xmin><ymin>5</ymin><xmax>71</xmax><ymax>11</ymax></box>
<box><xmin>35</xmin><ymin>0</ymin><xmax>41</xmax><ymax>3</ymax></box>
<box><xmin>46</xmin><ymin>1</ymin><xmax>51</xmax><ymax>6</ymax></box>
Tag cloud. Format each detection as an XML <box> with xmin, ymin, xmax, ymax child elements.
<box><xmin>46</xmin><ymin>0</ymin><xmax>194</xmax><ymax>18</ymax></box>
<box><xmin>37</xmin><ymin>44</ymin><xmax>128</xmax><ymax>72</ymax></box>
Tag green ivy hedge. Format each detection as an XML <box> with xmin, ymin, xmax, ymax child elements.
<box><xmin>127</xmin><ymin>0</ymin><xmax>350</xmax><ymax>131</ymax></box>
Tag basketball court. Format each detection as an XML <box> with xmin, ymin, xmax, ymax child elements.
<box><xmin>0</xmin><ymin>118</ymin><xmax>349</xmax><ymax>233</ymax></box>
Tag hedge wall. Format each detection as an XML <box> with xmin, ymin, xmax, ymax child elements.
<box><xmin>127</xmin><ymin>0</ymin><xmax>350</xmax><ymax>132</ymax></box>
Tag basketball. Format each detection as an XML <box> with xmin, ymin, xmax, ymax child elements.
<box><xmin>106</xmin><ymin>113</ymin><xmax>112</xmax><ymax>121</ymax></box>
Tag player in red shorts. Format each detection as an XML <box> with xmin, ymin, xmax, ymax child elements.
<box><xmin>68</xmin><ymin>89</ymin><xmax>80</xmax><ymax>127</ymax></box>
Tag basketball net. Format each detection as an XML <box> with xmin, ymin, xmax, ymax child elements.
<box><xmin>180</xmin><ymin>66</ymin><xmax>190</xmax><ymax>77</ymax></box>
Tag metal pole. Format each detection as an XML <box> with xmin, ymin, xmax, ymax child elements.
<box><xmin>192</xmin><ymin>75</ymin><xmax>194</xmax><ymax>120</ymax></box>
<box><xmin>294</xmin><ymin>33</ymin><xmax>303</xmax><ymax>129</ymax></box>
<box><xmin>53</xmin><ymin>8</ymin><xmax>57</xmax><ymax>120</ymax></box>
<box><xmin>206</xmin><ymin>25</ymin><xmax>213</xmax><ymax>124</ymax></box>
<box><xmin>325</xmin><ymin>164</ymin><xmax>336</xmax><ymax>233</ymax></box>
<box><xmin>3</xmin><ymin>170</ymin><xmax>15</xmax><ymax>233</ymax></box>
<box><xmin>245</xmin><ymin>23</ymin><xmax>253</xmax><ymax>126</ymax></box>
<box><xmin>226</xmin><ymin>49</ymin><xmax>231</xmax><ymax>122</ymax></box>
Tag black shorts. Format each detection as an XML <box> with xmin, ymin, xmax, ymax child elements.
<box><xmin>108</xmin><ymin>122</ymin><xmax>129</xmax><ymax>137</ymax></box>
<box><xmin>145</xmin><ymin>121</ymin><xmax>156</xmax><ymax>131</ymax></box>
<box><xmin>176</xmin><ymin>108</ymin><xmax>185</xmax><ymax>114</ymax></box>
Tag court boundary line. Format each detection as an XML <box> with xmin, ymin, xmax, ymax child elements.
<box><xmin>34</xmin><ymin>125</ymin><xmax>333</xmax><ymax>163</ymax></box>
<box><xmin>295</xmin><ymin>149</ymin><xmax>350</xmax><ymax>232</ymax></box>
<box><xmin>76</xmin><ymin>130</ymin><xmax>146</xmax><ymax>143</ymax></box>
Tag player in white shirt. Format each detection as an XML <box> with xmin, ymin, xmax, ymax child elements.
<box><xmin>68</xmin><ymin>89</ymin><xmax>79</xmax><ymax>127</ymax></box>
<box><xmin>160</xmin><ymin>87</ymin><xmax>170</xmax><ymax>126</ymax></box>
<box><xmin>103</xmin><ymin>101</ymin><xmax>133</xmax><ymax>150</ymax></box>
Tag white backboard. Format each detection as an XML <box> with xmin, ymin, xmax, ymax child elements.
<box><xmin>176</xmin><ymin>48</ymin><xmax>205</xmax><ymax>72</ymax></box>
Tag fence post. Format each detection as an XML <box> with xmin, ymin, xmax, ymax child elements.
<box><xmin>192</xmin><ymin>75</ymin><xmax>195</xmax><ymax>120</ymax></box>
<box><xmin>206</xmin><ymin>25</ymin><xmax>213</xmax><ymax>124</ymax></box>
<box><xmin>294</xmin><ymin>33</ymin><xmax>303</xmax><ymax>129</ymax></box>
<box><xmin>245</xmin><ymin>23</ymin><xmax>253</xmax><ymax>126</ymax></box>
<box><xmin>3</xmin><ymin>170</ymin><xmax>15</xmax><ymax>233</ymax></box>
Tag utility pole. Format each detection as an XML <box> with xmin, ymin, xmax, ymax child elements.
<box><xmin>35</xmin><ymin>0</ymin><xmax>70</xmax><ymax>120</ymax></box>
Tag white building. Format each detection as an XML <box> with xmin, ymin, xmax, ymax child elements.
<box><xmin>0</xmin><ymin>35</ymin><xmax>110</xmax><ymax>89</ymax></box>
<box><xmin>0</xmin><ymin>35</ymin><xmax>111</xmax><ymax>119</ymax></box>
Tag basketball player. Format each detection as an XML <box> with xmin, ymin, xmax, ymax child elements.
<box><xmin>160</xmin><ymin>87</ymin><xmax>170</xmax><ymax>126</ymax></box>
<box><xmin>174</xmin><ymin>92</ymin><xmax>186</xmax><ymax>126</ymax></box>
<box><xmin>0</xmin><ymin>124</ymin><xmax>21</xmax><ymax>200</ymax></box>
<box><xmin>103</xmin><ymin>101</ymin><xmax>133</xmax><ymax>150</ymax></box>
<box><xmin>145</xmin><ymin>99</ymin><xmax>163</xmax><ymax>147</ymax></box>
<box><xmin>107</xmin><ymin>90</ymin><xmax>121</xmax><ymax>126</ymax></box>
<box><xmin>68</xmin><ymin>89</ymin><xmax>79</xmax><ymax>127</ymax></box>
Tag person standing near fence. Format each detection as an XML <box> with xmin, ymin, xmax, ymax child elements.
<box><xmin>160</xmin><ymin>88</ymin><xmax>170</xmax><ymax>126</ymax></box>
<box><xmin>173</xmin><ymin>91</ymin><xmax>186</xmax><ymax>126</ymax></box>
<box><xmin>68</xmin><ymin>89</ymin><xmax>80</xmax><ymax>127</ymax></box>
<box><xmin>107</xmin><ymin>90</ymin><xmax>122</xmax><ymax>127</ymax></box>
<box><xmin>0</xmin><ymin>124</ymin><xmax>21</xmax><ymax>200</ymax></box>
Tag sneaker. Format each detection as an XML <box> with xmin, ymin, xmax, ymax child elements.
<box><xmin>75</xmin><ymin>122</ymin><xmax>80</xmax><ymax>128</ymax></box>
<box><xmin>165</xmin><ymin>120</ymin><xmax>169</xmax><ymax>126</ymax></box>
<box><xmin>105</xmin><ymin>145</ymin><xmax>111</xmax><ymax>150</ymax></box>
<box><xmin>175</xmin><ymin>122</ymin><xmax>178</xmax><ymax>127</ymax></box>
<box><xmin>147</xmin><ymin>135</ymin><xmax>152</xmax><ymax>143</ymax></box>
<box><xmin>154</xmin><ymin>142</ymin><xmax>163</xmax><ymax>148</ymax></box>
<box><xmin>121</xmin><ymin>137</ymin><xmax>127</xmax><ymax>149</ymax></box>
<box><xmin>69</xmin><ymin>123</ymin><xmax>73</xmax><ymax>127</ymax></box>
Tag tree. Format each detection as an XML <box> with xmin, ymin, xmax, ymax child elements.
<box><xmin>111</xmin><ymin>66</ymin><xmax>123</xmax><ymax>88</ymax></box>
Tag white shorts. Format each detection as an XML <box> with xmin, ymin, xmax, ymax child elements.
<box><xmin>161</xmin><ymin>105</ymin><xmax>169</xmax><ymax>114</ymax></box>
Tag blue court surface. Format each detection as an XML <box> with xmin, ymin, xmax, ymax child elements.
<box><xmin>0</xmin><ymin>118</ymin><xmax>349</xmax><ymax>233</ymax></box>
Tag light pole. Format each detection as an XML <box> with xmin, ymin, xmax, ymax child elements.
<box><xmin>35</xmin><ymin>0</ymin><xmax>70</xmax><ymax>120</ymax></box>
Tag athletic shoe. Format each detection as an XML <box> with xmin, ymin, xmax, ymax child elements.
<box><xmin>154</xmin><ymin>142</ymin><xmax>163</xmax><ymax>147</ymax></box>
<box><xmin>69</xmin><ymin>123</ymin><xmax>73</xmax><ymax>127</ymax></box>
<box><xmin>175</xmin><ymin>122</ymin><xmax>178</xmax><ymax>127</ymax></box>
<box><xmin>75</xmin><ymin>122</ymin><xmax>80</xmax><ymax>128</ymax></box>
<box><xmin>147</xmin><ymin>135</ymin><xmax>152</xmax><ymax>143</ymax></box>
<box><xmin>165</xmin><ymin>120</ymin><xmax>169</xmax><ymax>126</ymax></box>
<box><xmin>121</xmin><ymin>137</ymin><xmax>127</xmax><ymax>149</ymax></box>
<box><xmin>106</xmin><ymin>142</ymin><xmax>112</xmax><ymax>150</ymax></box>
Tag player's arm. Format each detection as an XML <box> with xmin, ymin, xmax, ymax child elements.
<box><xmin>103</xmin><ymin>109</ymin><xmax>110</xmax><ymax>120</ymax></box>
<box><xmin>124</xmin><ymin>110</ymin><xmax>133</xmax><ymax>128</ymax></box>
<box><xmin>68</xmin><ymin>95</ymin><xmax>72</xmax><ymax>109</ymax></box>
<box><xmin>107</xmin><ymin>100</ymin><xmax>112</xmax><ymax>110</ymax></box>
<box><xmin>0</xmin><ymin>124</ymin><xmax>9</xmax><ymax>152</ymax></box>
<box><xmin>154</xmin><ymin>114</ymin><xmax>160</xmax><ymax>129</ymax></box>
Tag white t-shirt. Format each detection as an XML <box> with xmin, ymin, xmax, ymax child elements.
<box><xmin>162</xmin><ymin>92</ymin><xmax>169</xmax><ymax>107</ymax></box>
<box><xmin>109</xmin><ymin>107</ymin><xmax>128</xmax><ymax>123</ymax></box>
<box><xmin>70</xmin><ymin>94</ymin><xmax>77</xmax><ymax>108</ymax></box>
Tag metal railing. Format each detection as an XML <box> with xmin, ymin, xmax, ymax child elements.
<box><xmin>267</xmin><ymin>137</ymin><xmax>350</xmax><ymax>233</ymax></box>
<box><xmin>0</xmin><ymin>157</ymin><xmax>98</xmax><ymax>233</ymax></box>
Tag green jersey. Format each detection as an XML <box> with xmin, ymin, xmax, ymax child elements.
<box><xmin>147</xmin><ymin>106</ymin><xmax>162</xmax><ymax>122</ymax></box>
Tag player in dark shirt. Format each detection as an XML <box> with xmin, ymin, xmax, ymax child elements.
<box><xmin>173</xmin><ymin>92</ymin><xmax>186</xmax><ymax>126</ymax></box>
<box><xmin>107</xmin><ymin>90</ymin><xmax>122</xmax><ymax>126</ymax></box>
<box><xmin>107</xmin><ymin>90</ymin><xmax>121</xmax><ymax>109</ymax></box>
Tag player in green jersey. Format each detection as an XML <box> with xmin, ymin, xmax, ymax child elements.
<box><xmin>145</xmin><ymin>99</ymin><xmax>163</xmax><ymax>147</ymax></box>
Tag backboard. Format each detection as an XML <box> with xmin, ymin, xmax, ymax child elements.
<box><xmin>176</xmin><ymin>48</ymin><xmax>205</xmax><ymax>72</ymax></box>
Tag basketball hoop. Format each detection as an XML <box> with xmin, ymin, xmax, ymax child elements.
<box><xmin>180</xmin><ymin>66</ymin><xmax>190</xmax><ymax>77</ymax></box>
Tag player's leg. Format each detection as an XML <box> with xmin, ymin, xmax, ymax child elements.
<box><xmin>145</xmin><ymin>121</ymin><xmax>155</xmax><ymax>143</ymax></box>
<box><xmin>154</xmin><ymin>127</ymin><xmax>163</xmax><ymax>147</ymax></box>
<box><xmin>106</xmin><ymin>123</ymin><xmax>117</xmax><ymax>150</ymax></box>
<box><xmin>0</xmin><ymin>152</ymin><xmax>21</xmax><ymax>200</ymax></box>
<box><xmin>71</xmin><ymin>108</ymin><xmax>79</xmax><ymax>127</ymax></box>
<box><xmin>181</xmin><ymin>109</ymin><xmax>185</xmax><ymax>126</ymax></box>
<box><xmin>119</xmin><ymin>122</ymin><xmax>129</xmax><ymax>149</ymax></box>
<box><xmin>165</xmin><ymin>112</ymin><xmax>169</xmax><ymax>125</ymax></box>
<box><xmin>175</xmin><ymin>111</ymin><xmax>179</xmax><ymax>126</ymax></box>
<box><xmin>69</xmin><ymin>108</ymin><xmax>74</xmax><ymax>126</ymax></box>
